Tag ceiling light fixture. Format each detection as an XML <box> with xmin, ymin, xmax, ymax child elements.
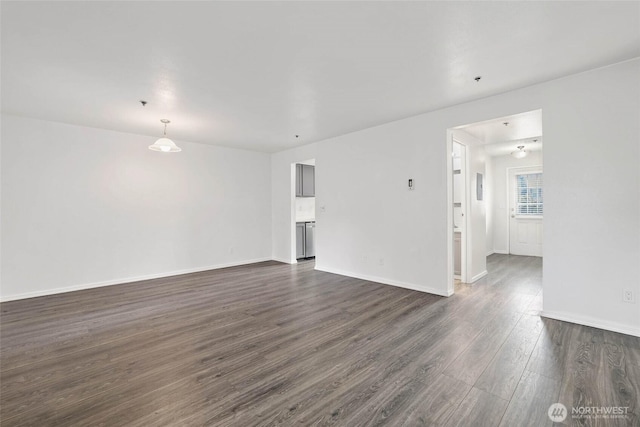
<box><xmin>511</xmin><ymin>145</ymin><xmax>527</xmax><ymax>159</ymax></box>
<box><xmin>148</xmin><ymin>119</ymin><xmax>181</xmax><ymax>153</ymax></box>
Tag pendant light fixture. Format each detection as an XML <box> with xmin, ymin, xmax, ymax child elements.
<box><xmin>511</xmin><ymin>145</ymin><xmax>527</xmax><ymax>159</ymax></box>
<box><xmin>149</xmin><ymin>119</ymin><xmax>181</xmax><ymax>153</ymax></box>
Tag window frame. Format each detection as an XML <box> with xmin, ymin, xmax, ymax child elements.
<box><xmin>514</xmin><ymin>171</ymin><xmax>543</xmax><ymax>219</ymax></box>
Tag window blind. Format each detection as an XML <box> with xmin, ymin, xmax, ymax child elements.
<box><xmin>516</xmin><ymin>173</ymin><xmax>543</xmax><ymax>216</ymax></box>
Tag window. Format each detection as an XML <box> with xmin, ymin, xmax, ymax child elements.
<box><xmin>516</xmin><ymin>173</ymin><xmax>543</xmax><ymax>216</ymax></box>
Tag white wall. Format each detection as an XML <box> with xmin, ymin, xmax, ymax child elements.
<box><xmin>271</xmin><ymin>58</ymin><xmax>640</xmax><ymax>335</ymax></box>
<box><xmin>490</xmin><ymin>151</ymin><xmax>543</xmax><ymax>254</ymax></box>
<box><xmin>295</xmin><ymin>197</ymin><xmax>316</xmax><ymax>222</ymax></box>
<box><xmin>1</xmin><ymin>115</ymin><xmax>272</xmax><ymax>301</ymax></box>
<box><xmin>314</xmin><ymin>117</ymin><xmax>451</xmax><ymax>295</ymax></box>
<box><xmin>0</xmin><ymin>118</ymin><xmax>3</xmax><ymax>289</ymax></box>
<box><xmin>452</xmin><ymin>129</ymin><xmax>488</xmax><ymax>283</ymax></box>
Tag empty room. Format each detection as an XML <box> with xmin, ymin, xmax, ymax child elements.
<box><xmin>1</xmin><ymin>1</ymin><xmax>639</xmax><ymax>426</ymax></box>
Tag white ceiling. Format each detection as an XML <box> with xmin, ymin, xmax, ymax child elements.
<box><xmin>2</xmin><ymin>2</ymin><xmax>639</xmax><ymax>153</ymax></box>
<box><xmin>484</xmin><ymin>138</ymin><xmax>543</xmax><ymax>158</ymax></box>
<box><xmin>459</xmin><ymin>109</ymin><xmax>543</xmax><ymax>157</ymax></box>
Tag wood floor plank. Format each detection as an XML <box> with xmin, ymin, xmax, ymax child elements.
<box><xmin>342</xmin><ymin>374</ymin><xmax>471</xmax><ymax>427</ymax></box>
<box><xmin>474</xmin><ymin>313</ymin><xmax>543</xmax><ymax>400</ymax></box>
<box><xmin>442</xmin><ymin>309</ymin><xmax>523</xmax><ymax>385</ymax></box>
<box><xmin>1</xmin><ymin>317</ymin><xmax>275</xmax><ymax>421</ymax></box>
<box><xmin>1</xmin><ymin>255</ymin><xmax>638</xmax><ymax>426</ymax></box>
<box><xmin>554</xmin><ymin>327</ymin><xmax>640</xmax><ymax>426</ymax></box>
<box><xmin>444</xmin><ymin>387</ymin><xmax>509</xmax><ymax>427</ymax></box>
<box><xmin>498</xmin><ymin>369</ymin><xmax>561</xmax><ymax>427</ymax></box>
<box><xmin>525</xmin><ymin>317</ymin><xmax>580</xmax><ymax>379</ymax></box>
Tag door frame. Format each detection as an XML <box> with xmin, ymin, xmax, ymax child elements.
<box><xmin>446</xmin><ymin>132</ymin><xmax>471</xmax><ymax>295</ymax></box>
<box><xmin>290</xmin><ymin>159</ymin><xmax>316</xmax><ymax>264</ymax></box>
<box><xmin>455</xmin><ymin>139</ymin><xmax>469</xmax><ymax>283</ymax></box>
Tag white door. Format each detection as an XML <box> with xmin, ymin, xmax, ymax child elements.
<box><xmin>509</xmin><ymin>168</ymin><xmax>543</xmax><ymax>257</ymax></box>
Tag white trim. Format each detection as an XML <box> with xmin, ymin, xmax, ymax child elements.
<box><xmin>315</xmin><ymin>264</ymin><xmax>453</xmax><ymax>297</ymax></box>
<box><xmin>457</xmin><ymin>140</ymin><xmax>470</xmax><ymax>284</ymax></box>
<box><xmin>486</xmin><ymin>250</ymin><xmax>495</xmax><ymax>256</ymax></box>
<box><xmin>541</xmin><ymin>310</ymin><xmax>640</xmax><ymax>338</ymax></box>
<box><xmin>470</xmin><ymin>270</ymin><xmax>488</xmax><ymax>283</ymax></box>
<box><xmin>493</xmin><ymin>249</ymin><xmax>509</xmax><ymax>255</ymax></box>
<box><xmin>0</xmin><ymin>257</ymin><xmax>272</xmax><ymax>302</ymax></box>
<box><xmin>445</xmin><ymin>130</ymin><xmax>455</xmax><ymax>296</ymax></box>
<box><xmin>289</xmin><ymin>162</ymin><xmax>298</xmax><ymax>265</ymax></box>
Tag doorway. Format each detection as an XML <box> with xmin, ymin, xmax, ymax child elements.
<box><xmin>291</xmin><ymin>159</ymin><xmax>316</xmax><ymax>264</ymax></box>
<box><xmin>447</xmin><ymin>109</ymin><xmax>543</xmax><ymax>293</ymax></box>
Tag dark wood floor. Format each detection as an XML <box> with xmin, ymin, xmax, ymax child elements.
<box><xmin>1</xmin><ymin>255</ymin><xmax>638</xmax><ymax>426</ymax></box>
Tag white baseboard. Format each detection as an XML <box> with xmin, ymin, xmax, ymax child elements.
<box><xmin>0</xmin><ymin>257</ymin><xmax>272</xmax><ymax>302</ymax></box>
<box><xmin>314</xmin><ymin>264</ymin><xmax>453</xmax><ymax>297</ymax></box>
<box><xmin>470</xmin><ymin>270</ymin><xmax>488</xmax><ymax>283</ymax></box>
<box><xmin>541</xmin><ymin>310</ymin><xmax>640</xmax><ymax>338</ymax></box>
<box><xmin>486</xmin><ymin>251</ymin><xmax>495</xmax><ymax>256</ymax></box>
<box><xmin>492</xmin><ymin>250</ymin><xmax>509</xmax><ymax>255</ymax></box>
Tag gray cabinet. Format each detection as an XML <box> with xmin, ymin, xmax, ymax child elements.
<box><xmin>296</xmin><ymin>223</ymin><xmax>305</xmax><ymax>259</ymax></box>
<box><xmin>296</xmin><ymin>221</ymin><xmax>315</xmax><ymax>259</ymax></box>
<box><xmin>295</xmin><ymin>164</ymin><xmax>315</xmax><ymax>197</ymax></box>
<box><xmin>301</xmin><ymin>165</ymin><xmax>315</xmax><ymax>197</ymax></box>
<box><xmin>305</xmin><ymin>222</ymin><xmax>315</xmax><ymax>257</ymax></box>
<box><xmin>295</xmin><ymin>165</ymin><xmax>303</xmax><ymax>197</ymax></box>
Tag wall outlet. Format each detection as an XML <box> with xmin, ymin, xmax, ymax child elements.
<box><xmin>623</xmin><ymin>289</ymin><xmax>635</xmax><ymax>303</ymax></box>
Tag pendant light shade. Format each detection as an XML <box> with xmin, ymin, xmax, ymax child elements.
<box><xmin>149</xmin><ymin>119</ymin><xmax>181</xmax><ymax>152</ymax></box>
<box><xmin>149</xmin><ymin>137</ymin><xmax>181</xmax><ymax>153</ymax></box>
<box><xmin>511</xmin><ymin>145</ymin><xmax>527</xmax><ymax>159</ymax></box>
